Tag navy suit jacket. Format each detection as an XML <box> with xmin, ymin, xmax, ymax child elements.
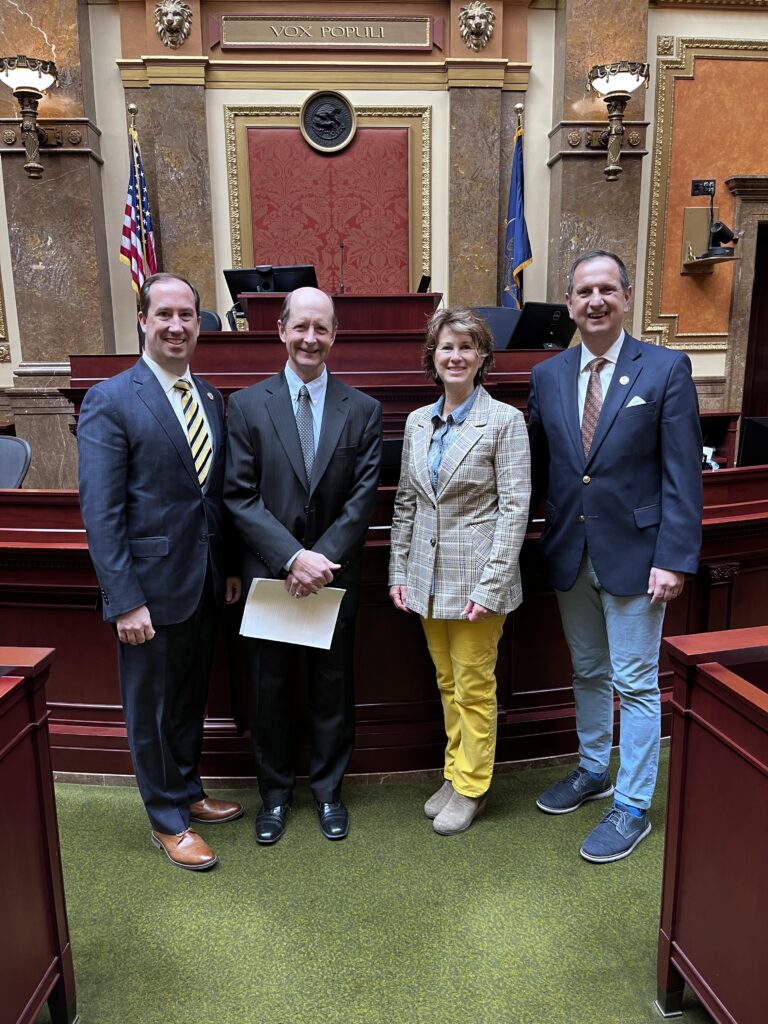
<box><xmin>528</xmin><ymin>334</ymin><xmax>703</xmax><ymax>595</ymax></box>
<box><xmin>224</xmin><ymin>371</ymin><xmax>382</xmax><ymax>616</ymax></box>
<box><xmin>77</xmin><ymin>358</ymin><xmax>230</xmax><ymax>624</ymax></box>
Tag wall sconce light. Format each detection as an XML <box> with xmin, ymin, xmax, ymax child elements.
<box><xmin>587</xmin><ymin>61</ymin><xmax>649</xmax><ymax>182</ymax></box>
<box><xmin>0</xmin><ymin>55</ymin><xmax>59</xmax><ymax>179</ymax></box>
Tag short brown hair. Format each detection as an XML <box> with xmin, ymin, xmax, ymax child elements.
<box><xmin>422</xmin><ymin>307</ymin><xmax>495</xmax><ymax>386</ymax></box>
<box><xmin>139</xmin><ymin>273</ymin><xmax>200</xmax><ymax>317</ymax></box>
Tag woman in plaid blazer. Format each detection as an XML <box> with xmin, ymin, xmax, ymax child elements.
<box><xmin>389</xmin><ymin>308</ymin><xmax>531</xmax><ymax>835</ymax></box>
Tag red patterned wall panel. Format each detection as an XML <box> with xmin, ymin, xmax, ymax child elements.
<box><xmin>247</xmin><ymin>127</ymin><xmax>410</xmax><ymax>294</ymax></box>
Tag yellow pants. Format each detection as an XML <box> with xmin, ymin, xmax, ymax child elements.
<box><xmin>420</xmin><ymin>609</ymin><xmax>506</xmax><ymax>798</ymax></box>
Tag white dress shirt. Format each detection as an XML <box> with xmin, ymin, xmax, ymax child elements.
<box><xmin>578</xmin><ymin>330</ymin><xmax>625</xmax><ymax>425</ymax></box>
<box><xmin>142</xmin><ymin>351</ymin><xmax>213</xmax><ymax>445</ymax></box>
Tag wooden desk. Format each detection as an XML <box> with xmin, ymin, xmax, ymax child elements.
<box><xmin>658</xmin><ymin>628</ymin><xmax>768</xmax><ymax>1024</ymax></box>
<box><xmin>240</xmin><ymin>291</ymin><xmax>441</xmax><ymax>332</ymax></box>
<box><xmin>0</xmin><ymin>647</ymin><xmax>78</xmax><ymax>1024</ymax></box>
<box><xmin>2</xmin><ymin>465</ymin><xmax>768</xmax><ymax>778</ymax></box>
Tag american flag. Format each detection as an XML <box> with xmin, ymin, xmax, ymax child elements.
<box><xmin>119</xmin><ymin>125</ymin><xmax>157</xmax><ymax>292</ymax></box>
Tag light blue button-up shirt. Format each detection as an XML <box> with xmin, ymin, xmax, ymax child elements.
<box><xmin>428</xmin><ymin>387</ymin><xmax>480</xmax><ymax>493</ymax></box>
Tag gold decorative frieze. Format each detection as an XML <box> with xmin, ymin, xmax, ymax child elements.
<box><xmin>548</xmin><ymin>120</ymin><xmax>647</xmax><ymax>166</ymax></box>
<box><xmin>0</xmin><ymin>118</ymin><xmax>102</xmax><ymax>163</ymax></box>
<box><xmin>657</xmin><ymin>36</ymin><xmax>675</xmax><ymax>57</ymax></box>
<box><xmin>653</xmin><ymin>0</ymin><xmax>767</xmax><ymax>6</ymax></box>
<box><xmin>117</xmin><ymin>58</ymin><xmax>530</xmax><ymax>93</ymax></box>
<box><xmin>224</xmin><ymin>104</ymin><xmax>431</xmax><ymax>285</ymax></box>
<box><xmin>217</xmin><ymin>14</ymin><xmax>435</xmax><ymax>51</ymax></box>
<box><xmin>643</xmin><ymin>37</ymin><xmax>768</xmax><ymax>351</ymax></box>
<box><xmin>445</xmin><ymin>58</ymin><xmax>508</xmax><ymax>89</ymax></box>
<box><xmin>0</xmin><ymin>274</ymin><xmax>8</xmax><ymax>363</ymax></box>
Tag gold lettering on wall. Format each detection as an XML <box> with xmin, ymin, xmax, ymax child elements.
<box><xmin>221</xmin><ymin>15</ymin><xmax>431</xmax><ymax>50</ymax></box>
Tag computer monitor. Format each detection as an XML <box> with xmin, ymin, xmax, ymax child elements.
<box><xmin>272</xmin><ymin>264</ymin><xmax>318</xmax><ymax>292</ymax></box>
<box><xmin>472</xmin><ymin>307</ymin><xmax>522</xmax><ymax>350</ymax></box>
<box><xmin>738</xmin><ymin>417</ymin><xmax>768</xmax><ymax>467</ymax></box>
<box><xmin>507</xmin><ymin>301</ymin><xmax>576</xmax><ymax>350</ymax></box>
<box><xmin>223</xmin><ymin>264</ymin><xmax>318</xmax><ymax>305</ymax></box>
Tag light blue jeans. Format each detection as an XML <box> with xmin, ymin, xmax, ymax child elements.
<box><xmin>555</xmin><ymin>554</ymin><xmax>665</xmax><ymax>810</ymax></box>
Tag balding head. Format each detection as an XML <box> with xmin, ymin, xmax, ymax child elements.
<box><xmin>280</xmin><ymin>287</ymin><xmax>337</xmax><ymax>331</ymax></box>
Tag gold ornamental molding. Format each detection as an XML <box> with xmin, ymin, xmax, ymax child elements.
<box><xmin>224</xmin><ymin>104</ymin><xmax>431</xmax><ymax>286</ymax></box>
<box><xmin>117</xmin><ymin>57</ymin><xmax>530</xmax><ymax>92</ymax></box>
<box><xmin>643</xmin><ymin>37</ymin><xmax>768</xmax><ymax>351</ymax></box>
<box><xmin>0</xmin><ymin>273</ymin><xmax>8</xmax><ymax>363</ymax></box>
<box><xmin>653</xmin><ymin>0</ymin><xmax>768</xmax><ymax>6</ymax></box>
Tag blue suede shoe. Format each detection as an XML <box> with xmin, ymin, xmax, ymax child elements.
<box><xmin>580</xmin><ymin>806</ymin><xmax>651</xmax><ymax>863</ymax></box>
<box><xmin>536</xmin><ymin>766</ymin><xmax>614</xmax><ymax>814</ymax></box>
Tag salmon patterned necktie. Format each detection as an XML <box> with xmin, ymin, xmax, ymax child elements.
<box><xmin>581</xmin><ymin>358</ymin><xmax>608</xmax><ymax>457</ymax></box>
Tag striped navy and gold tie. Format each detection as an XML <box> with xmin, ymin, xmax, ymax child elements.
<box><xmin>173</xmin><ymin>379</ymin><xmax>212</xmax><ymax>487</ymax></box>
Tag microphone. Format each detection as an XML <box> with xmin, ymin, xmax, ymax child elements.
<box><xmin>339</xmin><ymin>240</ymin><xmax>345</xmax><ymax>295</ymax></box>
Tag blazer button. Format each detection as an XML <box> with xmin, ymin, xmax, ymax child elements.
<box><xmin>430</xmin><ymin>538</ymin><xmax>437</xmax><ymax>547</ymax></box>
<box><xmin>582</xmin><ymin>475</ymin><xmax>591</xmax><ymax>484</ymax></box>
<box><xmin>578</xmin><ymin>515</ymin><xmax>586</xmax><ymax>523</ymax></box>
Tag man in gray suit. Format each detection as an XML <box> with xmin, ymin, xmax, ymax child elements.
<box><xmin>225</xmin><ymin>286</ymin><xmax>382</xmax><ymax>844</ymax></box>
<box><xmin>78</xmin><ymin>273</ymin><xmax>242</xmax><ymax>871</ymax></box>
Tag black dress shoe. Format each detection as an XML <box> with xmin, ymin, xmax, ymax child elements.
<box><xmin>316</xmin><ymin>800</ymin><xmax>349</xmax><ymax>840</ymax></box>
<box><xmin>255</xmin><ymin>804</ymin><xmax>290</xmax><ymax>845</ymax></box>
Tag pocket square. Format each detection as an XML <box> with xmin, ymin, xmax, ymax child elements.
<box><xmin>626</xmin><ymin>396</ymin><xmax>647</xmax><ymax>408</ymax></box>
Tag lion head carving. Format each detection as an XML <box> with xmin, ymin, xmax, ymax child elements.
<box><xmin>155</xmin><ymin>1</ymin><xmax>193</xmax><ymax>50</ymax></box>
<box><xmin>458</xmin><ymin>2</ymin><xmax>495</xmax><ymax>52</ymax></box>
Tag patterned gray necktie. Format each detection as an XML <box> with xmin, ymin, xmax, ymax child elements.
<box><xmin>296</xmin><ymin>384</ymin><xmax>314</xmax><ymax>484</ymax></box>
<box><xmin>581</xmin><ymin>357</ymin><xmax>608</xmax><ymax>457</ymax></box>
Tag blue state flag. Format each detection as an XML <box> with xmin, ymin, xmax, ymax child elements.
<box><xmin>502</xmin><ymin>122</ymin><xmax>532</xmax><ymax>309</ymax></box>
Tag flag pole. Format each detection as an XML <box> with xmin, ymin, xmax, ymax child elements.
<box><xmin>514</xmin><ymin>102</ymin><xmax>524</xmax><ymax>134</ymax></box>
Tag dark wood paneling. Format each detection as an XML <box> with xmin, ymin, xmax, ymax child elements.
<box><xmin>2</xmin><ymin>464</ymin><xmax>768</xmax><ymax>777</ymax></box>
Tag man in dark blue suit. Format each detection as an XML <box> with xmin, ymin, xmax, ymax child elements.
<box><xmin>78</xmin><ymin>273</ymin><xmax>242</xmax><ymax>870</ymax></box>
<box><xmin>528</xmin><ymin>251</ymin><xmax>702</xmax><ymax>862</ymax></box>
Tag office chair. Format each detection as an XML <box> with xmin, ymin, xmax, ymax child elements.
<box><xmin>200</xmin><ymin>309</ymin><xmax>222</xmax><ymax>331</ymax></box>
<box><xmin>0</xmin><ymin>435</ymin><xmax>32</xmax><ymax>488</ymax></box>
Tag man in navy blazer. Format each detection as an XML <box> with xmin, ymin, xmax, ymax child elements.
<box><xmin>78</xmin><ymin>273</ymin><xmax>242</xmax><ymax>871</ymax></box>
<box><xmin>225</xmin><ymin>287</ymin><xmax>382</xmax><ymax>845</ymax></box>
<box><xmin>528</xmin><ymin>251</ymin><xmax>702</xmax><ymax>863</ymax></box>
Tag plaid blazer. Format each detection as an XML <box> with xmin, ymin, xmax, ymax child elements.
<box><xmin>389</xmin><ymin>387</ymin><xmax>531</xmax><ymax>618</ymax></box>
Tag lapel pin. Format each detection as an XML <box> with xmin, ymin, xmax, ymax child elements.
<box><xmin>619</xmin><ymin>375</ymin><xmax>629</xmax><ymax>386</ymax></box>
<box><xmin>207</xmin><ymin>392</ymin><xmax>214</xmax><ymax>400</ymax></box>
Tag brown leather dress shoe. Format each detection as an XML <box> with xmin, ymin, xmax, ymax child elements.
<box><xmin>189</xmin><ymin>796</ymin><xmax>244</xmax><ymax>824</ymax></box>
<box><xmin>151</xmin><ymin>828</ymin><xmax>218</xmax><ymax>870</ymax></box>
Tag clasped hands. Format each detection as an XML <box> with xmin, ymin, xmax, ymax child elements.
<box><xmin>285</xmin><ymin>550</ymin><xmax>341</xmax><ymax>599</ymax></box>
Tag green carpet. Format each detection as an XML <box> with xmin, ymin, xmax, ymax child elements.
<box><xmin>37</xmin><ymin>753</ymin><xmax>713</xmax><ymax>1024</ymax></box>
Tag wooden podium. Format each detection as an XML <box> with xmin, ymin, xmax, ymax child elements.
<box><xmin>0</xmin><ymin>647</ymin><xmax>78</xmax><ymax>1024</ymax></box>
<box><xmin>657</xmin><ymin>627</ymin><xmax>768</xmax><ymax>1023</ymax></box>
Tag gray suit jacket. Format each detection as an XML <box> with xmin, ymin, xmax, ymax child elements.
<box><xmin>224</xmin><ymin>371</ymin><xmax>382</xmax><ymax>615</ymax></box>
<box><xmin>389</xmin><ymin>387</ymin><xmax>531</xmax><ymax>618</ymax></box>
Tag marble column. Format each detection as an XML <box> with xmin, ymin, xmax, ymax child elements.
<box><xmin>448</xmin><ymin>84</ymin><xmax>503</xmax><ymax>307</ymax></box>
<box><xmin>546</xmin><ymin>0</ymin><xmax>648</xmax><ymax>299</ymax></box>
<box><xmin>0</xmin><ymin>0</ymin><xmax>113</xmax><ymax>487</ymax></box>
